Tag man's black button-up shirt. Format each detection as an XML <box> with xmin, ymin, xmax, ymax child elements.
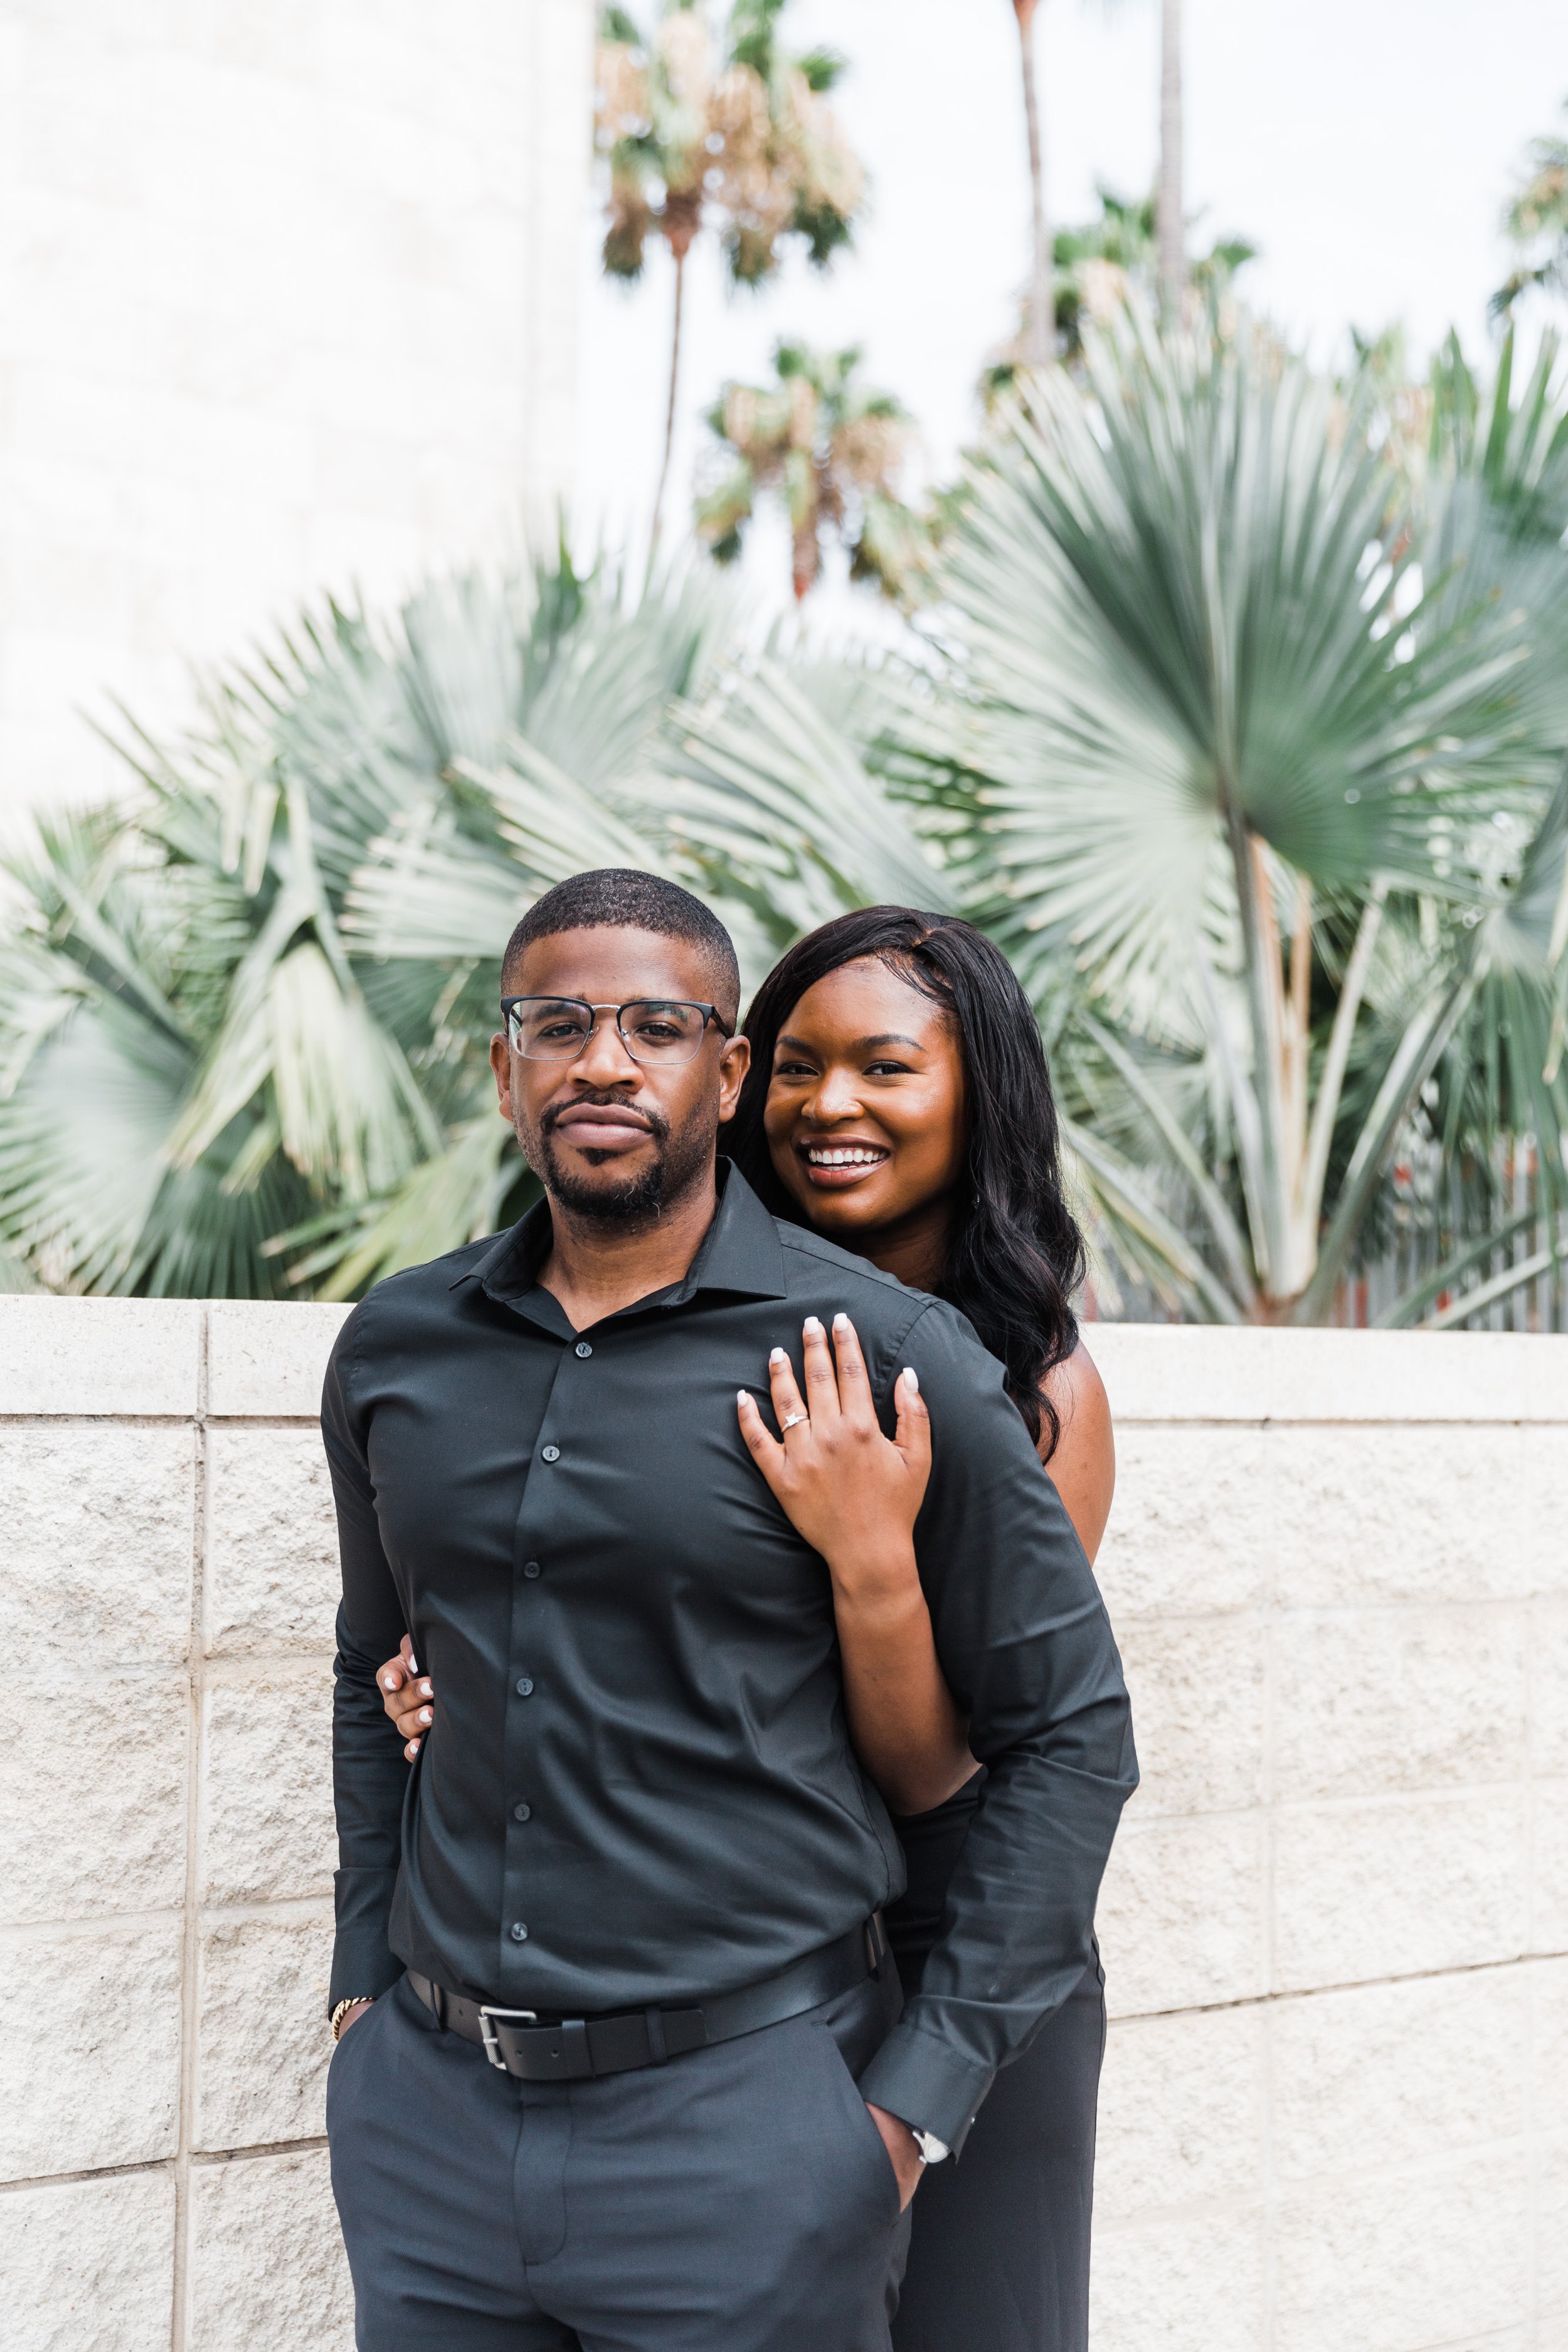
<box><xmin>323</xmin><ymin>1165</ymin><xmax>1136</xmax><ymax>2150</ymax></box>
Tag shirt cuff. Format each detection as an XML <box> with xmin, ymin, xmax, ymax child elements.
<box><xmin>329</xmin><ymin>1867</ymin><xmax>405</xmax><ymax>2016</ymax></box>
<box><xmin>856</xmin><ymin>2018</ymin><xmax>996</xmax><ymax>2158</ymax></box>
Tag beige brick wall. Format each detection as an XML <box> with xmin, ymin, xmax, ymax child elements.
<box><xmin>1</xmin><ymin>1300</ymin><xmax>351</xmax><ymax>2349</ymax></box>
<box><xmin>0</xmin><ymin>0</ymin><xmax>594</xmax><ymax>836</ymax></box>
<box><xmin>1</xmin><ymin>1303</ymin><xmax>1564</xmax><ymax>2349</ymax></box>
<box><xmin>1084</xmin><ymin>1325</ymin><xmax>1568</xmax><ymax>2352</ymax></box>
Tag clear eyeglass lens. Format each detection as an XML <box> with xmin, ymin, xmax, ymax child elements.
<box><xmin>618</xmin><ymin>1001</ymin><xmax>704</xmax><ymax>1061</ymax></box>
<box><xmin>506</xmin><ymin>1000</ymin><xmax>709</xmax><ymax>1064</ymax></box>
<box><xmin>509</xmin><ymin>1001</ymin><xmax>596</xmax><ymax>1059</ymax></box>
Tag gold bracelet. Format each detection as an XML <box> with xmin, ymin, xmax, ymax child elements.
<box><xmin>331</xmin><ymin>1996</ymin><xmax>374</xmax><ymax>2042</ymax></box>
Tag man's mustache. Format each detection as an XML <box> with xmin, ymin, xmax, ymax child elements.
<box><xmin>540</xmin><ymin>1091</ymin><xmax>670</xmax><ymax>1144</ymax></box>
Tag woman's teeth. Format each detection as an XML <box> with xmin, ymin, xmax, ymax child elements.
<box><xmin>805</xmin><ymin>1147</ymin><xmax>888</xmax><ymax>1166</ymax></box>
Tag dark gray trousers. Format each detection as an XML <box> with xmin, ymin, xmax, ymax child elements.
<box><xmin>328</xmin><ymin>1968</ymin><xmax>911</xmax><ymax>2351</ymax></box>
<box><xmin>891</xmin><ymin>1954</ymin><xmax>1105</xmax><ymax>2352</ymax></box>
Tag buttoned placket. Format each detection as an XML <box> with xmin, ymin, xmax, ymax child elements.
<box><xmin>449</xmin><ymin>1177</ymin><xmax>796</xmax><ymax>2001</ymax></box>
<box><xmin>498</xmin><ymin>1311</ymin><xmax>603</xmax><ymax>1986</ymax></box>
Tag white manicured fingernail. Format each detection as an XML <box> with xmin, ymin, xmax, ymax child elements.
<box><xmin>408</xmin><ymin>1653</ymin><xmax>419</xmax><ymax>1673</ymax></box>
<box><xmin>419</xmin><ymin>1708</ymin><xmax>432</xmax><ymax>1725</ymax></box>
<box><xmin>902</xmin><ymin>1367</ymin><xmax>919</xmax><ymax>1392</ymax></box>
<box><xmin>383</xmin><ymin>1675</ymin><xmax>398</xmax><ymax>1690</ymax></box>
<box><xmin>803</xmin><ymin>1316</ymin><xmax>824</xmax><ymax>1335</ymax></box>
<box><xmin>738</xmin><ymin>1387</ymin><xmax>750</xmax><ymax>1404</ymax></box>
<box><xmin>769</xmin><ymin>1347</ymin><xmax>787</xmax><ymax>1365</ymax></box>
<box><xmin>832</xmin><ymin>1312</ymin><xmax>850</xmax><ymax>1330</ymax></box>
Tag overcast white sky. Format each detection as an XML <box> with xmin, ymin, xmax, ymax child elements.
<box><xmin>572</xmin><ymin>0</ymin><xmax>1568</xmax><ymax>622</ymax></box>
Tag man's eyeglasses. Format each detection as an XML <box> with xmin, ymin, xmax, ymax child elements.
<box><xmin>501</xmin><ymin>996</ymin><xmax>734</xmax><ymax>1067</ymax></box>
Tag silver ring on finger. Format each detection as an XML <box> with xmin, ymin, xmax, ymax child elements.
<box><xmin>780</xmin><ymin>1411</ymin><xmax>808</xmax><ymax>1432</ymax></box>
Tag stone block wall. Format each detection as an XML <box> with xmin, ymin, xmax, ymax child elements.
<box><xmin>1086</xmin><ymin>1326</ymin><xmax>1568</xmax><ymax>2352</ymax></box>
<box><xmin>1</xmin><ymin>1301</ymin><xmax>1564</xmax><ymax>2350</ymax></box>
<box><xmin>0</xmin><ymin>0</ymin><xmax>594</xmax><ymax>835</ymax></box>
<box><xmin>3</xmin><ymin>1298</ymin><xmax>352</xmax><ymax>2351</ymax></box>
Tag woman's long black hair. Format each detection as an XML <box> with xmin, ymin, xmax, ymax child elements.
<box><xmin>724</xmin><ymin>907</ymin><xmax>1086</xmax><ymax>1456</ymax></box>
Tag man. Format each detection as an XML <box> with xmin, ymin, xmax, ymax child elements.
<box><xmin>322</xmin><ymin>867</ymin><xmax>1135</xmax><ymax>2351</ymax></box>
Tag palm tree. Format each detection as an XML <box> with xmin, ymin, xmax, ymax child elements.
<box><xmin>694</xmin><ymin>342</ymin><xmax>922</xmax><ymax>599</ymax></box>
<box><xmin>10</xmin><ymin>320</ymin><xmax>1568</xmax><ymax>1330</ymax></box>
<box><xmin>0</xmin><ymin>559</ymin><xmax>726</xmax><ymax>1295</ymax></box>
<box><xmin>925</xmin><ymin>307</ymin><xmax>1568</xmax><ymax>1323</ymax></box>
<box><xmin>595</xmin><ymin>1</ymin><xmax>866</xmax><ymax>539</ymax></box>
<box><xmin>1052</xmin><ymin>187</ymin><xmax>1251</xmax><ymax>358</ymax></box>
<box><xmin>979</xmin><ymin>188</ymin><xmax>1252</xmax><ymax>400</ymax></box>
<box><xmin>0</xmin><ymin>553</ymin><xmax>950</xmax><ymax>1298</ymax></box>
<box><xmin>0</xmin><ymin>806</ymin><xmax>319</xmax><ymax>1298</ymax></box>
<box><xmin>1009</xmin><ymin>0</ymin><xmax>1053</xmax><ymax>366</ymax></box>
<box><xmin>1007</xmin><ymin>0</ymin><xmax>1189</xmax><ymax>360</ymax></box>
<box><xmin>1492</xmin><ymin>102</ymin><xmax>1568</xmax><ymax>321</ymax></box>
<box><xmin>1157</xmin><ymin>0</ymin><xmax>1184</xmax><ymax>312</ymax></box>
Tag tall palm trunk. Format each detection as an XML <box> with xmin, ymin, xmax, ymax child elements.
<box><xmin>1226</xmin><ymin>812</ymin><xmax>1402</xmax><ymax>1315</ymax></box>
<box><xmin>1013</xmin><ymin>0</ymin><xmax>1052</xmax><ymax>366</ymax></box>
<box><xmin>651</xmin><ymin>252</ymin><xmax>686</xmax><ymax>548</ymax></box>
<box><xmin>1157</xmin><ymin>0</ymin><xmax>1185</xmax><ymax>315</ymax></box>
<box><xmin>652</xmin><ymin>193</ymin><xmax>702</xmax><ymax>549</ymax></box>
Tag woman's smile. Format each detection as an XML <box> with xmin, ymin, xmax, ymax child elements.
<box><xmin>798</xmin><ymin>1136</ymin><xmax>894</xmax><ymax>1187</ymax></box>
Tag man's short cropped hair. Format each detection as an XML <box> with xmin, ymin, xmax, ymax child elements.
<box><xmin>502</xmin><ymin>869</ymin><xmax>741</xmax><ymax>1021</ymax></box>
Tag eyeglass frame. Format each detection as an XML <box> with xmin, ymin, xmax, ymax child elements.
<box><xmin>499</xmin><ymin>994</ymin><xmax>736</xmax><ymax>1066</ymax></box>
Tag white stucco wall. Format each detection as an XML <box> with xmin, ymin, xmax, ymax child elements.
<box><xmin>1</xmin><ymin>1303</ymin><xmax>1564</xmax><ymax>2350</ymax></box>
<box><xmin>0</xmin><ymin>0</ymin><xmax>593</xmax><ymax>837</ymax></box>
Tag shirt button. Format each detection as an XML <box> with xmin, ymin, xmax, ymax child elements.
<box><xmin>516</xmin><ymin>1677</ymin><xmax>534</xmax><ymax>1697</ymax></box>
<box><xmin>575</xmin><ymin>1341</ymin><xmax>593</xmax><ymax>1359</ymax></box>
<box><xmin>541</xmin><ymin>1444</ymin><xmax>560</xmax><ymax>1463</ymax></box>
<box><xmin>513</xmin><ymin>1802</ymin><xmax>532</xmax><ymax>1822</ymax></box>
<box><xmin>523</xmin><ymin>1560</ymin><xmax>541</xmax><ymax>1580</ymax></box>
<box><xmin>511</xmin><ymin>1922</ymin><xmax>528</xmax><ymax>1942</ymax></box>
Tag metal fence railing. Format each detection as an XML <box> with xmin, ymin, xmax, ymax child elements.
<box><xmin>1330</xmin><ymin>1143</ymin><xmax>1564</xmax><ymax>1332</ymax></box>
<box><xmin>1086</xmin><ymin>1143</ymin><xmax>1567</xmax><ymax>1333</ymax></box>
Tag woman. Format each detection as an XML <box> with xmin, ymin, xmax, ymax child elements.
<box><xmin>376</xmin><ymin>906</ymin><xmax>1116</xmax><ymax>2352</ymax></box>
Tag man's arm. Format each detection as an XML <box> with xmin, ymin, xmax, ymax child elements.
<box><xmin>322</xmin><ymin>1311</ymin><xmax>413</xmax><ymax>2016</ymax></box>
<box><xmin>856</xmin><ymin>1303</ymin><xmax>1138</xmax><ymax>2156</ymax></box>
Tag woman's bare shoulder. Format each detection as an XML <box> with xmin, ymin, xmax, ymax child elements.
<box><xmin>1046</xmin><ymin>1339</ymin><xmax>1111</xmax><ymax>1429</ymax></box>
<box><xmin>1039</xmin><ymin>1340</ymin><xmax>1116</xmax><ymax>1563</ymax></box>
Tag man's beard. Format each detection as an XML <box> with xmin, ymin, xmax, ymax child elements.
<box><xmin>524</xmin><ymin>1093</ymin><xmax>714</xmax><ymax>1224</ymax></box>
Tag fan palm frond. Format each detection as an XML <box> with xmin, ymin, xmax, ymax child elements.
<box><xmin>0</xmin><ymin>812</ymin><xmax>314</xmax><ymax>1297</ymax></box>
<box><xmin>662</xmin><ymin>663</ymin><xmax>955</xmax><ymax>946</ymax></box>
<box><xmin>930</xmin><ymin>302</ymin><xmax>1568</xmax><ymax>1318</ymax></box>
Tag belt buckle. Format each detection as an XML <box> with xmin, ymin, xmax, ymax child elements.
<box><xmin>477</xmin><ymin>2005</ymin><xmax>537</xmax><ymax>2072</ymax></box>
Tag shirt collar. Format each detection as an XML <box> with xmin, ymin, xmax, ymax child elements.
<box><xmin>453</xmin><ymin>1159</ymin><xmax>789</xmax><ymax>1315</ymax></box>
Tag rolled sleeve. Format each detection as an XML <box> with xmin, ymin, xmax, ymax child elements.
<box><xmin>858</xmin><ymin>1304</ymin><xmax>1138</xmax><ymax>2153</ymax></box>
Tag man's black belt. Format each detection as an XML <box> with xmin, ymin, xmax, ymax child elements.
<box><xmin>408</xmin><ymin>1914</ymin><xmax>887</xmax><ymax>2082</ymax></box>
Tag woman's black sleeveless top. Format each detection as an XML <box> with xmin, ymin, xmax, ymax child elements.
<box><xmin>883</xmin><ymin>1767</ymin><xmax>985</xmax><ymax>1998</ymax></box>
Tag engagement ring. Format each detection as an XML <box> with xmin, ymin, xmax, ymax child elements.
<box><xmin>781</xmin><ymin>1411</ymin><xmax>808</xmax><ymax>1431</ymax></box>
